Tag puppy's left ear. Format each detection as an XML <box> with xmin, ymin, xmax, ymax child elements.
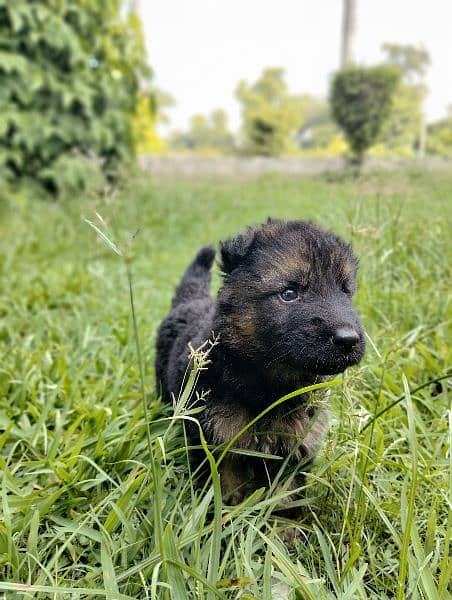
<box><xmin>220</xmin><ymin>229</ymin><xmax>255</xmax><ymax>274</ymax></box>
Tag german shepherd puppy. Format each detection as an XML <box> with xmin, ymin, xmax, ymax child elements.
<box><xmin>155</xmin><ymin>219</ymin><xmax>365</xmax><ymax>508</ymax></box>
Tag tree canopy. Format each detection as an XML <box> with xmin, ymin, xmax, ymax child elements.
<box><xmin>169</xmin><ymin>109</ymin><xmax>235</xmax><ymax>153</ymax></box>
<box><xmin>378</xmin><ymin>43</ymin><xmax>430</xmax><ymax>152</ymax></box>
<box><xmin>0</xmin><ymin>0</ymin><xmax>149</xmax><ymax>194</ymax></box>
<box><xmin>236</xmin><ymin>67</ymin><xmax>306</xmax><ymax>156</ymax></box>
<box><xmin>330</xmin><ymin>65</ymin><xmax>400</xmax><ymax>164</ymax></box>
<box><xmin>427</xmin><ymin>105</ymin><xmax>452</xmax><ymax>157</ymax></box>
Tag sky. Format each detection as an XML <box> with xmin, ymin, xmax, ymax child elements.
<box><xmin>140</xmin><ymin>0</ymin><xmax>452</xmax><ymax>133</ymax></box>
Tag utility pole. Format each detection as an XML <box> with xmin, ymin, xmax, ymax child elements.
<box><xmin>340</xmin><ymin>0</ymin><xmax>357</xmax><ymax>67</ymax></box>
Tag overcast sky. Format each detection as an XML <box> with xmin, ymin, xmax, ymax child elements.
<box><xmin>141</xmin><ymin>0</ymin><xmax>452</xmax><ymax>132</ymax></box>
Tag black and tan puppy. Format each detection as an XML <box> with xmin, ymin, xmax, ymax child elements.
<box><xmin>155</xmin><ymin>219</ymin><xmax>365</xmax><ymax>506</ymax></box>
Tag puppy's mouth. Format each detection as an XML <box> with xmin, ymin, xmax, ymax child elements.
<box><xmin>286</xmin><ymin>336</ymin><xmax>366</xmax><ymax>376</ymax></box>
<box><xmin>312</xmin><ymin>351</ymin><xmax>363</xmax><ymax>375</ymax></box>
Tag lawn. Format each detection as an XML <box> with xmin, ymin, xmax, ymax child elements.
<box><xmin>0</xmin><ymin>169</ymin><xmax>450</xmax><ymax>599</ymax></box>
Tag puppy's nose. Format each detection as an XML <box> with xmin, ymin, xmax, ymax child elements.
<box><xmin>333</xmin><ymin>327</ymin><xmax>360</xmax><ymax>351</ymax></box>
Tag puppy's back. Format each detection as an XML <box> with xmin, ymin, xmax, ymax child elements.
<box><xmin>155</xmin><ymin>246</ymin><xmax>216</xmax><ymax>400</ymax></box>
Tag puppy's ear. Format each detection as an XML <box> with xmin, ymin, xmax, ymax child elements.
<box><xmin>266</xmin><ymin>216</ymin><xmax>282</xmax><ymax>224</ymax></box>
<box><xmin>220</xmin><ymin>229</ymin><xmax>255</xmax><ymax>274</ymax></box>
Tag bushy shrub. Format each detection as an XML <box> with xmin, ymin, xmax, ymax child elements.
<box><xmin>0</xmin><ymin>0</ymin><xmax>149</xmax><ymax>194</ymax></box>
<box><xmin>330</xmin><ymin>65</ymin><xmax>400</xmax><ymax>164</ymax></box>
<box><xmin>427</xmin><ymin>117</ymin><xmax>452</xmax><ymax>157</ymax></box>
<box><xmin>236</xmin><ymin>67</ymin><xmax>304</xmax><ymax>156</ymax></box>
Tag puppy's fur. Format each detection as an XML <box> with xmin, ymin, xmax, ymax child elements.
<box><xmin>155</xmin><ymin>219</ymin><xmax>365</xmax><ymax>506</ymax></box>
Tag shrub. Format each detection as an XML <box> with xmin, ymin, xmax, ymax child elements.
<box><xmin>427</xmin><ymin>117</ymin><xmax>452</xmax><ymax>157</ymax></box>
<box><xmin>0</xmin><ymin>0</ymin><xmax>149</xmax><ymax>194</ymax></box>
<box><xmin>330</xmin><ymin>65</ymin><xmax>400</xmax><ymax>164</ymax></box>
<box><xmin>236</xmin><ymin>67</ymin><xmax>304</xmax><ymax>156</ymax></box>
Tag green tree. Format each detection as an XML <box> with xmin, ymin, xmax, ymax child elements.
<box><xmin>381</xmin><ymin>43</ymin><xmax>430</xmax><ymax>83</ymax></box>
<box><xmin>0</xmin><ymin>0</ymin><xmax>149</xmax><ymax>194</ymax></box>
<box><xmin>296</xmin><ymin>97</ymin><xmax>340</xmax><ymax>150</ymax></box>
<box><xmin>133</xmin><ymin>88</ymin><xmax>174</xmax><ymax>155</ymax></box>
<box><xmin>330</xmin><ymin>65</ymin><xmax>400</xmax><ymax>165</ymax></box>
<box><xmin>379</xmin><ymin>43</ymin><xmax>430</xmax><ymax>153</ymax></box>
<box><xmin>427</xmin><ymin>106</ymin><xmax>452</xmax><ymax>157</ymax></box>
<box><xmin>169</xmin><ymin>109</ymin><xmax>235</xmax><ymax>153</ymax></box>
<box><xmin>236</xmin><ymin>67</ymin><xmax>305</xmax><ymax>156</ymax></box>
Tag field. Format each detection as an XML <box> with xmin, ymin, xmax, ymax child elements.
<box><xmin>0</xmin><ymin>169</ymin><xmax>450</xmax><ymax>599</ymax></box>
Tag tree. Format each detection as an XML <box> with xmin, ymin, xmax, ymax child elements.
<box><xmin>340</xmin><ymin>0</ymin><xmax>357</xmax><ymax>67</ymax></box>
<box><xmin>330</xmin><ymin>65</ymin><xmax>400</xmax><ymax>165</ymax></box>
<box><xmin>0</xmin><ymin>0</ymin><xmax>149</xmax><ymax>194</ymax></box>
<box><xmin>169</xmin><ymin>109</ymin><xmax>235</xmax><ymax>153</ymax></box>
<box><xmin>236</xmin><ymin>67</ymin><xmax>305</xmax><ymax>156</ymax></box>
<box><xmin>380</xmin><ymin>43</ymin><xmax>430</xmax><ymax>154</ymax></box>
<box><xmin>132</xmin><ymin>88</ymin><xmax>174</xmax><ymax>155</ymax></box>
<box><xmin>427</xmin><ymin>106</ymin><xmax>452</xmax><ymax>157</ymax></box>
<box><xmin>381</xmin><ymin>43</ymin><xmax>430</xmax><ymax>83</ymax></box>
<box><xmin>295</xmin><ymin>98</ymin><xmax>340</xmax><ymax>150</ymax></box>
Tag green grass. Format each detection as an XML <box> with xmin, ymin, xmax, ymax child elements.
<box><xmin>0</xmin><ymin>169</ymin><xmax>450</xmax><ymax>599</ymax></box>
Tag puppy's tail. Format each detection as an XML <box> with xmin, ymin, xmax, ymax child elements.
<box><xmin>171</xmin><ymin>245</ymin><xmax>216</xmax><ymax>308</ymax></box>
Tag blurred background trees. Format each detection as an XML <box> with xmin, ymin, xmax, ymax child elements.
<box><xmin>169</xmin><ymin>109</ymin><xmax>235</xmax><ymax>154</ymax></box>
<box><xmin>0</xmin><ymin>0</ymin><xmax>150</xmax><ymax>194</ymax></box>
<box><xmin>133</xmin><ymin>88</ymin><xmax>174</xmax><ymax>155</ymax></box>
<box><xmin>427</xmin><ymin>105</ymin><xmax>452</xmax><ymax>157</ymax></box>
<box><xmin>235</xmin><ymin>67</ymin><xmax>306</xmax><ymax>156</ymax></box>
<box><xmin>2</xmin><ymin>0</ymin><xmax>452</xmax><ymax>196</ymax></box>
<box><xmin>378</xmin><ymin>43</ymin><xmax>430</xmax><ymax>155</ymax></box>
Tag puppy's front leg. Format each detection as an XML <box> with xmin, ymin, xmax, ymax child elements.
<box><xmin>220</xmin><ymin>455</ymin><xmax>248</xmax><ymax>505</ymax></box>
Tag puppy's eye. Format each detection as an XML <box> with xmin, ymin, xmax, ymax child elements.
<box><xmin>280</xmin><ymin>288</ymin><xmax>298</xmax><ymax>302</ymax></box>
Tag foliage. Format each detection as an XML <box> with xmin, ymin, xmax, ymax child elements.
<box><xmin>381</xmin><ymin>43</ymin><xmax>430</xmax><ymax>83</ymax></box>
<box><xmin>296</xmin><ymin>98</ymin><xmax>340</xmax><ymax>151</ymax></box>
<box><xmin>379</xmin><ymin>44</ymin><xmax>430</xmax><ymax>152</ymax></box>
<box><xmin>0</xmin><ymin>169</ymin><xmax>450</xmax><ymax>598</ymax></box>
<box><xmin>330</xmin><ymin>65</ymin><xmax>400</xmax><ymax>164</ymax></box>
<box><xmin>132</xmin><ymin>95</ymin><xmax>165</xmax><ymax>154</ymax></box>
<box><xmin>132</xmin><ymin>89</ymin><xmax>174</xmax><ymax>155</ymax></box>
<box><xmin>236</xmin><ymin>67</ymin><xmax>307</xmax><ymax>156</ymax></box>
<box><xmin>169</xmin><ymin>109</ymin><xmax>236</xmax><ymax>154</ymax></box>
<box><xmin>427</xmin><ymin>110</ymin><xmax>452</xmax><ymax>157</ymax></box>
<box><xmin>377</xmin><ymin>83</ymin><xmax>423</xmax><ymax>152</ymax></box>
<box><xmin>0</xmin><ymin>0</ymin><xmax>149</xmax><ymax>194</ymax></box>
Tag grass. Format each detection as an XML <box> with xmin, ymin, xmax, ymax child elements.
<box><xmin>0</xmin><ymin>168</ymin><xmax>450</xmax><ymax>598</ymax></box>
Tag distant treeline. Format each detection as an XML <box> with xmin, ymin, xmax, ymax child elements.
<box><xmin>165</xmin><ymin>45</ymin><xmax>452</xmax><ymax>165</ymax></box>
<box><xmin>1</xmin><ymin>2</ymin><xmax>451</xmax><ymax>196</ymax></box>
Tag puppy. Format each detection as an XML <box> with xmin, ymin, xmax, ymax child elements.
<box><xmin>155</xmin><ymin>219</ymin><xmax>365</xmax><ymax>507</ymax></box>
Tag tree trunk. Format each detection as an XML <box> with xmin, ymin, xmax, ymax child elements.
<box><xmin>341</xmin><ymin>0</ymin><xmax>357</xmax><ymax>67</ymax></box>
<box><xmin>417</xmin><ymin>112</ymin><xmax>426</xmax><ymax>158</ymax></box>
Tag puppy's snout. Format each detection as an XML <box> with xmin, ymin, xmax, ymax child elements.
<box><xmin>332</xmin><ymin>326</ymin><xmax>360</xmax><ymax>351</ymax></box>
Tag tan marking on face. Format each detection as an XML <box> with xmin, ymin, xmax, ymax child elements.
<box><xmin>223</xmin><ymin>307</ymin><xmax>257</xmax><ymax>351</ymax></box>
<box><xmin>231</xmin><ymin>310</ymin><xmax>256</xmax><ymax>338</ymax></box>
<box><xmin>341</xmin><ymin>261</ymin><xmax>355</xmax><ymax>278</ymax></box>
<box><xmin>277</xmin><ymin>251</ymin><xmax>310</xmax><ymax>279</ymax></box>
<box><xmin>259</xmin><ymin>251</ymin><xmax>310</xmax><ymax>288</ymax></box>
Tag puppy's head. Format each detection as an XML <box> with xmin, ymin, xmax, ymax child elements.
<box><xmin>218</xmin><ymin>219</ymin><xmax>365</xmax><ymax>376</ymax></box>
